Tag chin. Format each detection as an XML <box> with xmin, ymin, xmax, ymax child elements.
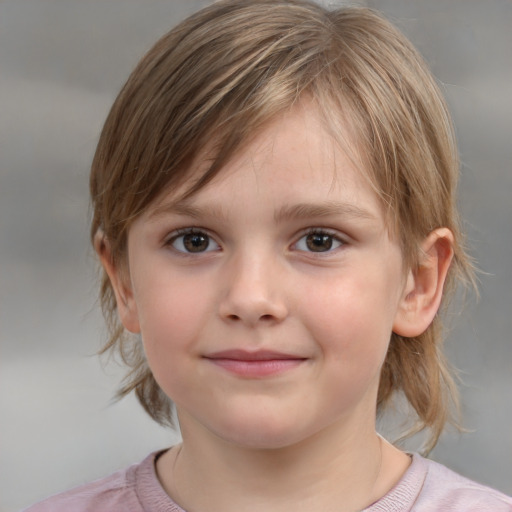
<box><xmin>209</xmin><ymin>414</ymin><xmax>315</xmax><ymax>451</ymax></box>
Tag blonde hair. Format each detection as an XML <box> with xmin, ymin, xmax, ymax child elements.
<box><xmin>90</xmin><ymin>0</ymin><xmax>475</xmax><ymax>451</ymax></box>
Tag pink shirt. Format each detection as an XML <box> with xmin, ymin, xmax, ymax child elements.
<box><xmin>24</xmin><ymin>450</ymin><xmax>512</xmax><ymax>511</ymax></box>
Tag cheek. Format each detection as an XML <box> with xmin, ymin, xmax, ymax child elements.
<box><xmin>134</xmin><ymin>287</ymin><xmax>209</xmax><ymax>404</ymax></box>
<box><xmin>131</xmin><ymin>271</ymin><xmax>213</xmax><ymax>365</ymax></box>
<box><xmin>301</xmin><ymin>268</ymin><xmax>399</xmax><ymax>365</ymax></box>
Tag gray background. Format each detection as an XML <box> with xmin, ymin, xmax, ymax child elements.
<box><xmin>1</xmin><ymin>1</ymin><xmax>511</xmax><ymax>510</ymax></box>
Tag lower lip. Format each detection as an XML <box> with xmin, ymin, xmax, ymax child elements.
<box><xmin>206</xmin><ymin>358</ymin><xmax>305</xmax><ymax>377</ymax></box>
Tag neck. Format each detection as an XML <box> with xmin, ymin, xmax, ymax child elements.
<box><xmin>157</xmin><ymin>417</ymin><xmax>393</xmax><ymax>512</ymax></box>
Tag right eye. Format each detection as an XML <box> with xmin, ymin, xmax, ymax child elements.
<box><xmin>168</xmin><ymin>230</ymin><xmax>220</xmax><ymax>253</ymax></box>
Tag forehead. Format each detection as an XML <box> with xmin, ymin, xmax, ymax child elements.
<box><xmin>147</xmin><ymin>101</ymin><xmax>384</xmax><ymax>225</ymax></box>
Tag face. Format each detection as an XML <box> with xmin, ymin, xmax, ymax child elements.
<box><xmin>113</xmin><ymin>103</ymin><xmax>411</xmax><ymax>450</ymax></box>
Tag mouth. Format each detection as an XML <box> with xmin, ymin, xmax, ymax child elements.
<box><xmin>203</xmin><ymin>349</ymin><xmax>307</xmax><ymax>378</ymax></box>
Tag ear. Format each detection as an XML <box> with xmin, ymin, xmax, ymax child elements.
<box><xmin>393</xmin><ymin>228</ymin><xmax>454</xmax><ymax>338</ymax></box>
<box><xmin>94</xmin><ymin>230</ymin><xmax>141</xmax><ymax>334</ymax></box>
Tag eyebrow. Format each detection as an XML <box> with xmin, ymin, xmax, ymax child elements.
<box><xmin>149</xmin><ymin>201</ymin><xmax>229</xmax><ymax>222</ymax></box>
<box><xmin>150</xmin><ymin>199</ymin><xmax>376</xmax><ymax>224</ymax></box>
<box><xmin>273</xmin><ymin>201</ymin><xmax>377</xmax><ymax>223</ymax></box>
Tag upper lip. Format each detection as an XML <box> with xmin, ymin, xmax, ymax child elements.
<box><xmin>204</xmin><ymin>349</ymin><xmax>306</xmax><ymax>361</ymax></box>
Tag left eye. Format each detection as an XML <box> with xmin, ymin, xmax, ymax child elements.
<box><xmin>294</xmin><ymin>231</ymin><xmax>343</xmax><ymax>253</ymax></box>
<box><xmin>169</xmin><ymin>230</ymin><xmax>220</xmax><ymax>253</ymax></box>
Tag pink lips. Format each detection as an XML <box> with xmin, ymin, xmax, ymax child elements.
<box><xmin>204</xmin><ymin>349</ymin><xmax>306</xmax><ymax>377</ymax></box>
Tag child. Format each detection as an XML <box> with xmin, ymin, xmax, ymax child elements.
<box><xmin>25</xmin><ymin>1</ymin><xmax>512</xmax><ymax>510</ymax></box>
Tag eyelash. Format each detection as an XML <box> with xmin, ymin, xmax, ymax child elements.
<box><xmin>293</xmin><ymin>228</ymin><xmax>345</xmax><ymax>254</ymax></box>
<box><xmin>165</xmin><ymin>228</ymin><xmax>220</xmax><ymax>255</ymax></box>
<box><xmin>164</xmin><ymin>227</ymin><xmax>346</xmax><ymax>256</ymax></box>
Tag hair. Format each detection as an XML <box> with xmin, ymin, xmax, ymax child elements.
<box><xmin>90</xmin><ymin>0</ymin><xmax>475</xmax><ymax>452</ymax></box>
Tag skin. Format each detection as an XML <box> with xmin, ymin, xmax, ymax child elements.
<box><xmin>99</xmin><ymin>102</ymin><xmax>454</xmax><ymax>512</ymax></box>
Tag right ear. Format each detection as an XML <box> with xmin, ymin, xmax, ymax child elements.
<box><xmin>94</xmin><ymin>230</ymin><xmax>141</xmax><ymax>334</ymax></box>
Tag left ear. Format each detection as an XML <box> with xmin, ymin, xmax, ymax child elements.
<box><xmin>393</xmin><ymin>228</ymin><xmax>454</xmax><ymax>338</ymax></box>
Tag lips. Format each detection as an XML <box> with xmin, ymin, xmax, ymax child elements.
<box><xmin>203</xmin><ymin>349</ymin><xmax>307</xmax><ymax>377</ymax></box>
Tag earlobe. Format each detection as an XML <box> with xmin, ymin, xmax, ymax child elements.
<box><xmin>93</xmin><ymin>231</ymin><xmax>141</xmax><ymax>334</ymax></box>
<box><xmin>393</xmin><ymin>228</ymin><xmax>454</xmax><ymax>338</ymax></box>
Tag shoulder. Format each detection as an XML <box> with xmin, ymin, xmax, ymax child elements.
<box><xmin>365</xmin><ymin>453</ymin><xmax>512</xmax><ymax>512</ymax></box>
<box><xmin>22</xmin><ymin>463</ymin><xmax>141</xmax><ymax>512</ymax></box>
<box><xmin>21</xmin><ymin>451</ymin><xmax>179</xmax><ymax>512</ymax></box>
<box><xmin>415</xmin><ymin>455</ymin><xmax>512</xmax><ymax>512</ymax></box>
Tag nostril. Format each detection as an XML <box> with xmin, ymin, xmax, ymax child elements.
<box><xmin>224</xmin><ymin>313</ymin><xmax>278</xmax><ymax>323</ymax></box>
<box><xmin>219</xmin><ymin>295</ymin><xmax>288</xmax><ymax>325</ymax></box>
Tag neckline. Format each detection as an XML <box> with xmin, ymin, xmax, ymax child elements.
<box><xmin>134</xmin><ymin>449</ymin><xmax>427</xmax><ymax>512</ymax></box>
<box><xmin>363</xmin><ymin>453</ymin><xmax>427</xmax><ymax>511</ymax></box>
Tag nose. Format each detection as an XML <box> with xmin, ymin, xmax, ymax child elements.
<box><xmin>218</xmin><ymin>250</ymin><xmax>288</xmax><ymax>327</ymax></box>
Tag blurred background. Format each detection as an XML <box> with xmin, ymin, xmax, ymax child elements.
<box><xmin>1</xmin><ymin>1</ymin><xmax>511</xmax><ymax>510</ymax></box>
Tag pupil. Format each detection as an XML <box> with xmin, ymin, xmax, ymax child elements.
<box><xmin>183</xmin><ymin>233</ymin><xmax>209</xmax><ymax>252</ymax></box>
<box><xmin>306</xmin><ymin>233</ymin><xmax>332</xmax><ymax>252</ymax></box>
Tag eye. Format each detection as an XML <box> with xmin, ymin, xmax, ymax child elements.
<box><xmin>168</xmin><ymin>229</ymin><xmax>220</xmax><ymax>253</ymax></box>
<box><xmin>294</xmin><ymin>230</ymin><xmax>344</xmax><ymax>253</ymax></box>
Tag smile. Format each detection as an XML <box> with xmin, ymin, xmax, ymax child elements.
<box><xmin>203</xmin><ymin>350</ymin><xmax>307</xmax><ymax>378</ymax></box>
